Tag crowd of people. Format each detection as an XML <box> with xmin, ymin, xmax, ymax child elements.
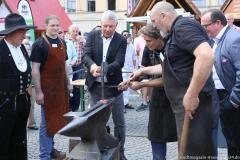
<box><xmin>0</xmin><ymin>1</ymin><xmax>240</xmax><ymax>160</ymax></box>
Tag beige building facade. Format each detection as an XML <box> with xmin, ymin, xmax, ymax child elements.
<box><xmin>58</xmin><ymin>0</ymin><xmax>226</xmax><ymax>34</ymax></box>
<box><xmin>59</xmin><ymin>0</ymin><xmax>132</xmax><ymax>34</ymax></box>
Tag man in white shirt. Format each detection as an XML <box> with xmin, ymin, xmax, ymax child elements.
<box><xmin>122</xmin><ymin>34</ymin><xmax>136</xmax><ymax>110</ymax></box>
<box><xmin>0</xmin><ymin>13</ymin><xmax>35</xmax><ymax>159</ymax></box>
<box><xmin>202</xmin><ymin>9</ymin><xmax>240</xmax><ymax>158</ymax></box>
<box><xmin>82</xmin><ymin>10</ymin><xmax>127</xmax><ymax>160</ymax></box>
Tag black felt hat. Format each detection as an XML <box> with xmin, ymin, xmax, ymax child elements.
<box><xmin>0</xmin><ymin>13</ymin><xmax>36</xmax><ymax>35</ymax></box>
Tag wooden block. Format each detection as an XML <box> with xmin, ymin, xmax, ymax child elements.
<box><xmin>69</xmin><ymin>137</ymin><xmax>81</xmax><ymax>152</ymax></box>
<box><xmin>71</xmin><ymin>79</ymin><xmax>86</xmax><ymax>86</ymax></box>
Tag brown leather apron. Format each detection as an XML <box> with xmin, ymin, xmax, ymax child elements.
<box><xmin>41</xmin><ymin>35</ymin><xmax>69</xmax><ymax>136</ymax></box>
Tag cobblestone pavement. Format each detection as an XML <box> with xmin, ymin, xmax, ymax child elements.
<box><xmin>27</xmin><ymin>90</ymin><xmax>228</xmax><ymax>160</ymax></box>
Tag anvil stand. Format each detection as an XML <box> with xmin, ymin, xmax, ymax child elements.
<box><xmin>58</xmin><ymin>62</ymin><xmax>120</xmax><ymax>160</ymax></box>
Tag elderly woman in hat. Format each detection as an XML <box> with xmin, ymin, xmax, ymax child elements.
<box><xmin>0</xmin><ymin>13</ymin><xmax>35</xmax><ymax>159</ymax></box>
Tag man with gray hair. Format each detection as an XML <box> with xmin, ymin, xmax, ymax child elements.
<box><xmin>131</xmin><ymin>1</ymin><xmax>219</xmax><ymax>158</ymax></box>
<box><xmin>225</xmin><ymin>13</ymin><xmax>240</xmax><ymax>31</ymax></box>
<box><xmin>68</xmin><ymin>24</ymin><xmax>85</xmax><ymax>111</ymax></box>
<box><xmin>0</xmin><ymin>13</ymin><xmax>35</xmax><ymax>159</ymax></box>
<box><xmin>82</xmin><ymin>10</ymin><xmax>127</xmax><ymax>160</ymax></box>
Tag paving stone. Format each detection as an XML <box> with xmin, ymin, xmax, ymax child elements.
<box><xmin>27</xmin><ymin>90</ymin><xmax>227</xmax><ymax>160</ymax></box>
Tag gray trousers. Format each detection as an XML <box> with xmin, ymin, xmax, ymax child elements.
<box><xmin>89</xmin><ymin>84</ymin><xmax>126</xmax><ymax>151</ymax></box>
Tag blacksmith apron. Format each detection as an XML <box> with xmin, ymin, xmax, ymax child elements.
<box><xmin>162</xmin><ymin>55</ymin><xmax>217</xmax><ymax>158</ymax></box>
<box><xmin>41</xmin><ymin>35</ymin><xmax>69</xmax><ymax>136</ymax></box>
<box><xmin>148</xmin><ymin>87</ymin><xmax>177</xmax><ymax>143</ymax></box>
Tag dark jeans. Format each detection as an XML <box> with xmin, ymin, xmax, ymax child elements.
<box><xmin>0</xmin><ymin>93</ymin><xmax>30</xmax><ymax>160</ymax></box>
<box><xmin>218</xmin><ymin>90</ymin><xmax>240</xmax><ymax>158</ymax></box>
<box><xmin>151</xmin><ymin>142</ymin><xmax>166</xmax><ymax>160</ymax></box>
<box><xmin>70</xmin><ymin>64</ymin><xmax>84</xmax><ymax>111</ymax></box>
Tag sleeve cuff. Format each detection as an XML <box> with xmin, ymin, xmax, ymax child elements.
<box><xmin>230</xmin><ymin>98</ymin><xmax>240</xmax><ymax>109</ymax></box>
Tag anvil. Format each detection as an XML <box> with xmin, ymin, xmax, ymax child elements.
<box><xmin>58</xmin><ymin>99</ymin><xmax>119</xmax><ymax>160</ymax></box>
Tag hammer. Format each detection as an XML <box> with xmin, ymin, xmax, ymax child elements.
<box><xmin>100</xmin><ymin>61</ymin><xmax>108</xmax><ymax>100</ymax></box>
<box><xmin>179</xmin><ymin>114</ymin><xmax>190</xmax><ymax>160</ymax></box>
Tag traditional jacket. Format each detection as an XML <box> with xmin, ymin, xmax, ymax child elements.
<box><xmin>0</xmin><ymin>39</ymin><xmax>31</xmax><ymax>94</ymax></box>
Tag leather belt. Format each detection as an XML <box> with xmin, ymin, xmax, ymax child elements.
<box><xmin>0</xmin><ymin>90</ymin><xmax>28</xmax><ymax>111</ymax></box>
<box><xmin>0</xmin><ymin>90</ymin><xmax>26</xmax><ymax>96</ymax></box>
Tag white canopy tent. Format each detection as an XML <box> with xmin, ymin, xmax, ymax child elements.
<box><xmin>125</xmin><ymin>9</ymin><xmax>194</xmax><ymax>23</ymax></box>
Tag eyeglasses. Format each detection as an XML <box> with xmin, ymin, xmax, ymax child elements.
<box><xmin>201</xmin><ymin>22</ymin><xmax>215</xmax><ymax>29</ymax></box>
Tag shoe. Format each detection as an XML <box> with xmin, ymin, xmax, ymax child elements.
<box><xmin>136</xmin><ymin>103</ymin><xmax>148</xmax><ymax>112</ymax></box>
<box><xmin>27</xmin><ymin>126</ymin><xmax>39</xmax><ymax>130</ymax></box>
<box><xmin>106</xmin><ymin>125</ymin><xmax>111</xmax><ymax>134</ymax></box>
<box><xmin>120</xmin><ymin>152</ymin><xmax>127</xmax><ymax>160</ymax></box>
<box><xmin>125</xmin><ymin>104</ymin><xmax>134</xmax><ymax>109</ymax></box>
<box><xmin>147</xmin><ymin>101</ymin><xmax>150</xmax><ymax>106</ymax></box>
<box><xmin>51</xmin><ymin>149</ymin><xmax>66</xmax><ymax>159</ymax></box>
<box><xmin>147</xmin><ymin>101</ymin><xmax>151</xmax><ymax>110</ymax></box>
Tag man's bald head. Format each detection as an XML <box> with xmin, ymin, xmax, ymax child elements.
<box><xmin>151</xmin><ymin>1</ymin><xmax>176</xmax><ymax>15</ymax></box>
<box><xmin>150</xmin><ymin>1</ymin><xmax>178</xmax><ymax>33</ymax></box>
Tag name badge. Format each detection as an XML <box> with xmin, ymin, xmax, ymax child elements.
<box><xmin>52</xmin><ymin>44</ymin><xmax>58</xmax><ymax>48</ymax></box>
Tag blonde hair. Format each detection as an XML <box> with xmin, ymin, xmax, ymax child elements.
<box><xmin>45</xmin><ymin>15</ymin><xmax>59</xmax><ymax>26</ymax></box>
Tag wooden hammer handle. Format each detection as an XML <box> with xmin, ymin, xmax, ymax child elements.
<box><xmin>179</xmin><ymin>114</ymin><xmax>190</xmax><ymax>160</ymax></box>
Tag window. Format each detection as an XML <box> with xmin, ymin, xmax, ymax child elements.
<box><xmin>67</xmin><ymin>0</ymin><xmax>76</xmax><ymax>12</ymax></box>
<box><xmin>217</xmin><ymin>0</ymin><xmax>225</xmax><ymax>5</ymax></box>
<box><xmin>87</xmin><ymin>0</ymin><xmax>95</xmax><ymax>12</ymax></box>
<box><xmin>192</xmin><ymin>0</ymin><xmax>206</xmax><ymax>7</ymax></box>
<box><xmin>127</xmin><ymin>0</ymin><xmax>138</xmax><ymax>14</ymax></box>
<box><xmin>132</xmin><ymin>0</ymin><xmax>138</xmax><ymax>7</ymax></box>
<box><xmin>108</xmin><ymin>0</ymin><xmax>116</xmax><ymax>10</ymax></box>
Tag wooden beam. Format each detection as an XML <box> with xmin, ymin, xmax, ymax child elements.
<box><xmin>148</xmin><ymin>0</ymin><xmax>158</xmax><ymax>12</ymax></box>
<box><xmin>220</xmin><ymin>0</ymin><xmax>232</xmax><ymax>12</ymax></box>
<box><xmin>130</xmin><ymin>0</ymin><xmax>154</xmax><ymax>17</ymax></box>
